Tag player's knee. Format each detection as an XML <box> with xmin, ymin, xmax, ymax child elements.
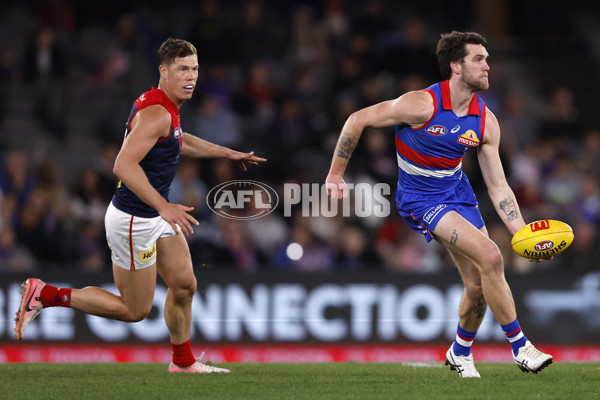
<box><xmin>129</xmin><ymin>309</ymin><xmax>150</xmax><ymax>322</ymax></box>
<box><xmin>123</xmin><ymin>305</ymin><xmax>152</xmax><ymax>322</ymax></box>
<box><xmin>173</xmin><ymin>276</ymin><xmax>197</xmax><ymax>301</ymax></box>
<box><xmin>480</xmin><ymin>249</ymin><xmax>504</xmax><ymax>276</ymax></box>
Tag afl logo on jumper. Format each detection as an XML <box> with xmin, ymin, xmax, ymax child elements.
<box><xmin>173</xmin><ymin>127</ymin><xmax>182</xmax><ymax>139</ymax></box>
<box><xmin>173</xmin><ymin>127</ymin><xmax>183</xmax><ymax>148</ymax></box>
<box><xmin>427</xmin><ymin>125</ymin><xmax>447</xmax><ymax>136</ymax></box>
<box><xmin>457</xmin><ymin>130</ymin><xmax>480</xmax><ymax>147</ymax></box>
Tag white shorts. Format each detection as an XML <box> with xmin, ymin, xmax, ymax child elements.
<box><xmin>105</xmin><ymin>202</ymin><xmax>179</xmax><ymax>271</ymax></box>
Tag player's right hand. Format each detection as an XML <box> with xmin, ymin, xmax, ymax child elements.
<box><xmin>325</xmin><ymin>174</ymin><xmax>348</xmax><ymax>199</ymax></box>
<box><xmin>157</xmin><ymin>203</ymin><xmax>199</xmax><ymax>235</ymax></box>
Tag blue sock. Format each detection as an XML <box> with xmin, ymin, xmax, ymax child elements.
<box><xmin>501</xmin><ymin>319</ymin><xmax>528</xmax><ymax>356</ymax></box>
<box><xmin>452</xmin><ymin>324</ymin><xmax>477</xmax><ymax>356</ymax></box>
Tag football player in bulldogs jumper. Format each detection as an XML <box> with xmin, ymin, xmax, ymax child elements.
<box><xmin>15</xmin><ymin>38</ymin><xmax>266</xmax><ymax>373</ymax></box>
<box><xmin>326</xmin><ymin>31</ymin><xmax>552</xmax><ymax>377</ymax></box>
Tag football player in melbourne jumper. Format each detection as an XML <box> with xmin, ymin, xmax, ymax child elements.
<box><xmin>15</xmin><ymin>38</ymin><xmax>266</xmax><ymax>373</ymax></box>
<box><xmin>326</xmin><ymin>31</ymin><xmax>552</xmax><ymax>377</ymax></box>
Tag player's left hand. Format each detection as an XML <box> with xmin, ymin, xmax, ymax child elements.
<box><xmin>325</xmin><ymin>174</ymin><xmax>349</xmax><ymax>199</ymax></box>
<box><xmin>229</xmin><ymin>151</ymin><xmax>267</xmax><ymax>171</ymax></box>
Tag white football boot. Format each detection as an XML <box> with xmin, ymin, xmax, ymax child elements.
<box><xmin>445</xmin><ymin>343</ymin><xmax>481</xmax><ymax>378</ymax></box>
<box><xmin>513</xmin><ymin>341</ymin><xmax>553</xmax><ymax>373</ymax></box>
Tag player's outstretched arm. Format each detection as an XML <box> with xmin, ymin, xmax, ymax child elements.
<box><xmin>180</xmin><ymin>133</ymin><xmax>267</xmax><ymax>170</ymax></box>
<box><xmin>326</xmin><ymin>90</ymin><xmax>434</xmax><ymax>198</ymax></box>
<box><xmin>478</xmin><ymin>108</ymin><xmax>526</xmax><ymax>235</ymax></box>
<box><xmin>114</xmin><ymin>105</ymin><xmax>199</xmax><ymax>235</ymax></box>
<box><xmin>479</xmin><ymin>112</ymin><xmax>552</xmax><ymax>263</ymax></box>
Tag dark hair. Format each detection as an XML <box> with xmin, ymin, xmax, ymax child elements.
<box><xmin>436</xmin><ymin>31</ymin><xmax>487</xmax><ymax>80</ymax></box>
<box><xmin>158</xmin><ymin>38</ymin><xmax>197</xmax><ymax>66</ymax></box>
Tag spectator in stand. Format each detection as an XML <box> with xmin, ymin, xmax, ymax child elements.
<box><xmin>15</xmin><ymin>188</ymin><xmax>63</xmax><ymax>264</ymax></box>
<box><xmin>169</xmin><ymin>158</ymin><xmax>209</xmax><ymax>222</ymax></box>
<box><xmin>0</xmin><ymin>150</ymin><xmax>35</xmax><ymax>214</ymax></box>
<box><xmin>22</xmin><ymin>27</ymin><xmax>69</xmax><ymax>138</ymax></box>
<box><xmin>362</xmin><ymin>127</ymin><xmax>397</xmax><ymax>186</ymax></box>
<box><xmin>568</xmin><ymin>175</ymin><xmax>600</xmax><ymax>272</ymax></box>
<box><xmin>273</xmin><ymin>220</ymin><xmax>335</xmax><ymax>273</ymax></box>
<box><xmin>244</xmin><ymin>61</ymin><xmax>277</xmax><ymax>128</ymax></box>
<box><xmin>220</xmin><ymin>219</ymin><xmax>262</xmax><ymax>272</ymax></box>
<box><xmin>191</xmin><ymin>94</ymin><xmax>241</xmax><ymax>148</ymax></box>
<box><xmin>71</xmin><ymin>166</ymin><xmax>110</xmax><ymax>223</ymax></box>
<box><xmin>376</xmin><ymin>214</ymin><xmax>443</xmax><ymax>273</ymax></box>
<box><xmin>538</xmin><ymin>85</ymin><xmax>583</xmax><ymax>142</ymax></box>
<box><xmin>186</xmin><ymin>0</ymin><xmax>234</xmax><ymax>64</ymax></box>
<box><xmin>498</xmin><ymin>90</ymin><xmax>541</xmax><ymax>154</ymax></box>
<box><xmin>94</xmin><ymin>141</ymin><xmax>120</xmax><ymax>203</ymax></box>
<box><xmin>575</xmin><ymin>129</ymin><xmax>600</xmax><ymax>178</ymax></box>
<box><xmin>541</xmin><ymin>156</ymin><xmax>581</xmax><ymax>210</ymax></box>
<box><xmin>236</xmin><ymin>0</ymin><xmax>280</xmax><ymax>64</ymax></box>
<box><xmin>245</xmin><ymin>205</ymin><xmax>288</xmax><ymax>260</ymax></box>
<box><xmin>334</xmin><ymin>222</ymin><xmax>380</xmax><ymax>271</ymax></box>
<box><xmin>378</xmin><ymin>17</ymin><xmax>438</xmax><ymax>82</ymax></box>
<box><xmin>0</xmin><ymin>224</ymin><xmax>36</xmax><ymax>271</ymax></box>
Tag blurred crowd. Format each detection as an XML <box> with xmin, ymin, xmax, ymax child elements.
<box><xmin>0</xmin><ymin>0</ymin><xmax>599</xmax><ymax>274</ymax></box>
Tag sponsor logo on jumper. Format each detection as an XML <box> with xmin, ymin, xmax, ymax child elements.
<box><xmin>534</xmin><ymin>240</ymin><xmax>554</xmax><ymax>252</ymax></box>
<box><xmin>427</xmin><ymin>125</ymin><xmax>447</xmax><ymax>136</ymax></box>
<box><xmin>423</xmin><ymin>204</ymin><xmax>447</xmax><ymax>224</ymax></box>
<box><xmin>140</xmin><ymin>244</ymin><xmax>157</xmax><ymax>262</ymax></box>
<box><xmin>451</xmin><ymin>125</ymin><xmax>461</xmax><ymax>133</ymax></box>
<box><xmin>457</xmin><ymin>130</ymin><xmax>480</xmax><ymax>147</ymax></box>
<box><xmin>530</xmin><ymin>220</ymin><xmax>550</xmax><ymax>232</ymax></box>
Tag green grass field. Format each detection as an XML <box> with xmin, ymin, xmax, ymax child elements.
<box><xmin>2</xmin><ymin>362</ymin><xmax>599</xmax><ymax>400</ymax></box>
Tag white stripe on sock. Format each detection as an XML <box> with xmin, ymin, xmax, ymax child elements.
<box><xmin>507</xmin><ymin>331</ymin><xmax>524</xmax><ymax>343</ymax></box>
<box><xmin>456</xmin><ymin>335</ymin><xmax>474</xmax><ymax>347</ymax></box>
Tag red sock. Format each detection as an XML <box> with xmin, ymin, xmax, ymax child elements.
<box><xmin>40</xmin><ymin>285</ymin><xmax>72</xmax><ymax>307</ymax></box>
<box><xmin>171</xmin><ymin>339</ymin><xmax>196</xmax><ymax>368</ymax></box>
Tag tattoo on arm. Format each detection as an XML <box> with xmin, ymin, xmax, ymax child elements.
<box><xmin>473</xmin><ymin>297</ymin><xmax>487</xmax><ymax>320</ymax></box>
<box><xmin>499</xmin><ymin>198</ymin><xmax>519</xmax><ymax>222</ymax></box>
<box><xmin>336</xmin><ymin>134</ymin><xmax>356</xmax><ymax>159</ymax></box>
<box><xmin>450</xmin><ymin>229</ymin><xmax>458</xmax><ymax>246</ymax></box>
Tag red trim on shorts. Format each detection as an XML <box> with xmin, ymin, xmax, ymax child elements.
<box><xmin>411</xmin><ymin>212</ymin><xmax>433</xmax><ymax>238</ymax></box>
<box><xmin>129</xmin><ymin>215</ymin><xmax>135</xmax><ymax>271</ymax></box>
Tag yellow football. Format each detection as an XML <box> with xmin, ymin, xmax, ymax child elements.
<box><xmin>511</xmin><ymin>219</ymin><xmax>574</xmax><ymax>259</ymax></box>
